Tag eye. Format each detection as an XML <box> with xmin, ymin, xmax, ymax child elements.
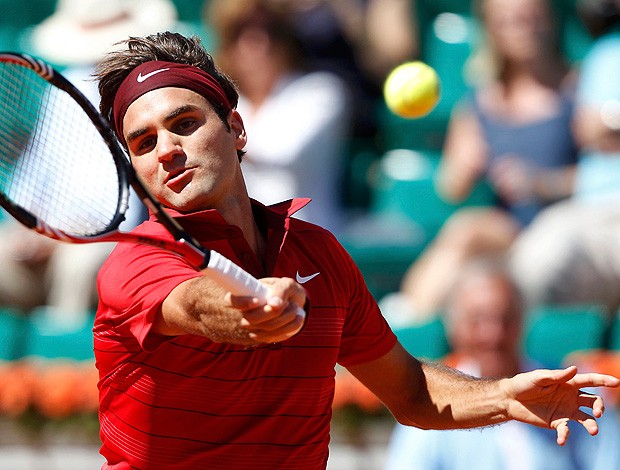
<box><xmin>175</xmin><ymin>118</ymin><xmax>199</xmax><ymax>135</ymax></box>
<box><xmin>134</xmin><ymin>135</ymin><xmax>156</xmax><ymax>154</ymax></box>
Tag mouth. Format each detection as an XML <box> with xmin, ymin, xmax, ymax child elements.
<box><xmin>164</xmin><ymin>167</ymin><xmax>196</xmax><ymax>191</ymax></box>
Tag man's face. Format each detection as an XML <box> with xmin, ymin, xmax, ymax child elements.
<box><xmin>122</xmin><ymin>87</ymin><xmax>247</xmax><ymax>212</ymax></box>
<box><xmin>450</xmin><ymin>274</ymin><xmax>522</xmax><ymax>357</ymax></box>
<box><xmin>447</xmin><ymin>273</ymin><xmax>524</xmax><ymax>378</ymax></box>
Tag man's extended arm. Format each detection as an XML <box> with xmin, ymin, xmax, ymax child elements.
<box><xmin>348</xmin><ymin>342</ymin><xmax>620</xmax><ymax>444</ymax></box>
<box><xmin>156</xmin><ymin>275</ymin><xmax>306</xmax><ymax>345</ymax></box>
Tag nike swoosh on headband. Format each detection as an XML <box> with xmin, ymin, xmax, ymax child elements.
<box><xmin>296</xmin><ymin>271</ymin><xmax>320</xmax><ymax>284</ymax></box>
<box><xmin>136</xmin><ymin>68</ymin><xmax>170</xmax><ymax>83</ymax></box>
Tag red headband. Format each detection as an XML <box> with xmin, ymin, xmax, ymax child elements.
<box><xmin>112</xmin><ymin>61</ymin><xmax>233</xmax><ymax>145</ymax></box>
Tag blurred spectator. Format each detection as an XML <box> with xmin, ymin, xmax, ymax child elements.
<box><xmin>381</xmin><ymin>0</ymin><xmax>579</xmax><ymax>324</ymax></box>
<box><xmin>0</xmin><ymin>224</ymin><xmax>56</xmax><ymax>312</ymax></box>
<box><xmin>206</xmin><ymin>0</ymin><xmax>353</xmax><ymax>234</ymax></box>
<box><xmin>275</xmin><ymin>0</ymin><xmax>419</xmax><ymax>138</ymax></box>
<box><xmin>25</xmin><ymin>0</ymin><xmax>177</xmax><ymax>71</ymax></box>
<box><xmin>357</xmin><ymin>0</ymin><xmax>420</xmax><ymax>85</ymax></box>
<box><xmin>279</xmin><ymin>0</ymin><xmax>419</xmax><ymax>85</ymax></box>
<box><xmin>508</xmin><ymin>0</ymin><xmax>620</xmax><ymax>314</ymax></box>
<box><xmin>384</xmin><ymin>256</ymin><xmax>620</xmax><ymax>470</ymax></box>
<box><xmin>0</xmin><ymin>0</ymin><xmax>177</xmax><ymax>321</ymax></box>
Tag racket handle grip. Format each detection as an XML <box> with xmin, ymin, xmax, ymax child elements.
<box><xmin>206</xmin><ymin>250</ymin><xmax>270</xmax><ymax>298</ymax></box>
<box><xmin>205</xmin><ymin>251</ymin><xmax>306</xmax><ymax>321</ymax></box>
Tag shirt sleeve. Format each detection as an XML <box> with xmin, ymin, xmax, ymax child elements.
<box><xmin>97</xmin><ymin>241</ymin><xmax>202</xmax><ymax>351</ymax></box>
<box><xmin>333</xmin><ymin>240</ymin><xmax>398</xmax><ymax>367</ymax></box>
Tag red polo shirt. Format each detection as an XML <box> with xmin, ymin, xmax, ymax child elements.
<box><xmin>94</xmin><ymin>199</ymin><xmax>396</xmax><ymax>469</ymax></box>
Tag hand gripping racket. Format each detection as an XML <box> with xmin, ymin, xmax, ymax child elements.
<box><xmin>0</xmin><ymin>52</ymin><xmax>304</xmax><ymax>320</ymax></box>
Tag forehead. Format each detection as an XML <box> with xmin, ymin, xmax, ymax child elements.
<box><xmin>484</xmin><ymin>0</ymin><xmax>548</xmax><ymax>18</ymax></box>
<box><xmin>452</xmin><ymin>275</ymin><xmax>518</xmax><ymax>313</ymax></box>
<box><xmin>123</xmin><ymin>87</ymin><xmax>214</xmax><ymax>124</ymax></box>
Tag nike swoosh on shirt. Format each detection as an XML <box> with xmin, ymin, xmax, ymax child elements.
<box><xmin>136</xmin><ymin>68</ymin><xmax>170</xmax><ymax>83</ymax></box>
<box><xmin>296</xmin><ymin>271</ymin><xmax>320</xmax><ymax>284</ymax></box>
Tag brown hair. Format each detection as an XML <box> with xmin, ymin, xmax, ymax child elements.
<box><xmin>578</xmin><ymin>0</ymin><xmax>620</xmax><ymax>38</ymax></box>
<box><xmin>206</xmin><ymin>0</ymin><xmax>303</xmax><ymax>73</ymax></box>
<box><xmin>95</xmin><ymin>32</ymin><xmax>244</xmax><ymax>158</ymax></box>
<box><xmin>467</xmin><ymin>0</ymin><xmax>566</xmax><ymax>86</ymax></box>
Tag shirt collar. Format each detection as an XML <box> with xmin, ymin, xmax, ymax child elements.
<box><xmin>149</xmin><ymin>197</ymin><xmax>311</xmax><ymax>228</ymax></box>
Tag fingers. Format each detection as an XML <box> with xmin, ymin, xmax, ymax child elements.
<box><xmin>525</xmin><ymin>366</ymin><xmax>578</xmax><ymax>387</ymax></box>
<box><xmin>247</xmin><ymin>305</ymin><xmax>305</xmax><ymax>343</ymax></box>
<box><xmin>549</xmin><ymin>366</ymin><xmax>579</xmax><ymax>383</ymax></box>
<box><xmin>532</xmin><ymin>366</ymin><xmax>620</xmax><ymax>390</ymax></box>
<box><xmin>554</xmin><ymin>411</ymin><xmax>599</xmax><ymax>446</ymax></box>
<box><xmin>515</xmin><ymin>367</ymin><xmax>617</xmax><ymax>447</ymax></box>
<box><xmin>552</xmin><ymin>387</ymin><xmax>605</xmax><ymax>445</ymax></box>
<box><xmin>229</xmin><ymin>277</ymin><xmax>307</xmax><ymax>343</ymax></box>
<box><xmin>578</xmin><ymin>414</ymin><xmax>600</xmax><ymax>437</ymax></box>
<box><xmin>554</xmin><ymin>419</ymin><xmax>570</xmax><ymax>446</ymax></box>
<box><xmin>262</xmin><ymin>277</ymin><xmax>307</xmax><ymax>314</ymax></box>
<box><xmin>578</xmin><ymin>391</ymin><xmax>605</xmax><ymax>418</ymax></box>
<box><xmin>569</xmin><ymin>372</ymin><xmax>620</xmax><ymax>389</ymax></box>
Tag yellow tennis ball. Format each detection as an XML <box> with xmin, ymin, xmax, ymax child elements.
<box><xmin>384</xmin><ymin>61</ymin><xmax>440</xmax><ymax>119</ymax></box>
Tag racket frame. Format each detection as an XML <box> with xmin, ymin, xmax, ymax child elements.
<box><xmin>0</xmin><ymin>52</ymin><xmax>212</xmax><ymax>269</ymax></box>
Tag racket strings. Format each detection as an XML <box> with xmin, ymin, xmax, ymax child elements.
<box><xmin>0</xmin><ymin>61</ymin><xmax>121</xmax><ymax>236</ymax></box>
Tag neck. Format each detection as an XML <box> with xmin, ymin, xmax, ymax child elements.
<box><xmin>216</xmin><ymin>187</ymin><xmax>265</xmax><ymax>259</ymax></box>
<box><xmin>477</xmin><ymin>353</ymin><xmax>521</xmax><ymax>378</ymax></box>
<box><xmin>502</xmin><ymin>57</ymin><xmax>567</xmax><ymax>88</ymax></box>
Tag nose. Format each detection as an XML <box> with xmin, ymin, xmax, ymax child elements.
<box><xmin>477</xmin><ymin>316</ymin><xmax>512</xmax><ymax>348</ymax></box>
<box><xmin>156</xmin><ymin>131</ymin><xmax>184</xmax><ymax>163</ymax></box>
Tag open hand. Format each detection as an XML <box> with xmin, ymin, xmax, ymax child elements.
<box><xmin>501</xmin><ymin>366</ymin><xmax>620</xmax><ymax>445</ymax></box>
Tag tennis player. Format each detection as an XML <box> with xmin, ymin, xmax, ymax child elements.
<box><xmin>93</xmin><ymin>32</ymin><xmax>619</xmax><ymax>469</ymax></box>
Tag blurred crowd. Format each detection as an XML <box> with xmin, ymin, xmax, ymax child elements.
<box><xmin>1</xmin><ymin>0</ymin><xmax>620</xmax><ymax>466</ymax></box>
<box><xmin>0</xmin><ymin>0</ymin><xmax>420</xmax><ymax>320</ymax></box>
<box><xmin>385</xmin><ymin>256</ymin><xmax>620</xmax><ymax>470</ymax></box>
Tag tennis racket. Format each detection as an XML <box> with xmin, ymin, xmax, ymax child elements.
<box><xmin>0</xmin><ymin>52</ymin><xmax>303</xmax><ymax>319</ymax></box>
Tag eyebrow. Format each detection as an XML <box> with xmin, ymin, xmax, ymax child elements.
<box><xmin>125</xmin><ymin>104</ymin><xmax>201</xmax><ymax>145</ymax></box>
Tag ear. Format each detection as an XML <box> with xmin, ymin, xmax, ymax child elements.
<box><xmin>230</xmin><ymin>110</ymin><xmax>247</xmax><ymax>151</ymax></box>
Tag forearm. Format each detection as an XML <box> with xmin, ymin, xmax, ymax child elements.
<box><xmin>398</xmin><ymin>360</ymin><xmax>509</xmax><ymax>430</ymax></box>
<box><xmin>155</xmin><ymin>275</ymin><xmax>306</xmax><ymax>345</ymax></box>
<box><xmin>436</xmin><ymin>107</ymin><xmax>487</xmax><ymax>203</ymax></box>
<box><xmin>351</xmin><ymin>346</ymin><xmax>509</xmax><ymax>430</ymax></box>
<box><xmin>435</xmin><ymin>164</ymin><xmax>476</xmax><ymax>203</ymax></box>
<box><xmin>157</xmin><ymin>275</ymin><xmax>256</xmax><ymax>345</ymax></box>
